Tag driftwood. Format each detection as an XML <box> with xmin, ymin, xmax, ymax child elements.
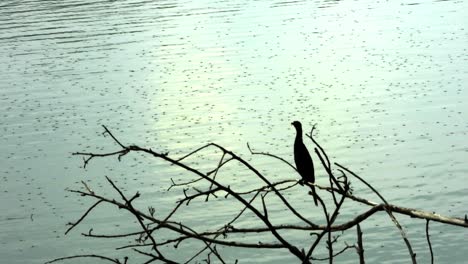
<box><xmin>46</xmin><ymin>125</ymin><xmax>468</xmax><ymax>264</ymax></box>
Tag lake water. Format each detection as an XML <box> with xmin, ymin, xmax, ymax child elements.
<box><xmin>1</xmin><ymin>0</ymin><xmax>467</xmax><ymax>263</ymax></box>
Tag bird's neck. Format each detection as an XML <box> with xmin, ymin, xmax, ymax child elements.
<box><xmin>295</xmin><ymin>129</ymin><xmax>303</xmax><ymax>143</ymax></box>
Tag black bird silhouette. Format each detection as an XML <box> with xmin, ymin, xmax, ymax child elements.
<box><xmin>292</xmin><ymin>121</ymin><xmax>319</xmax><ymax>206</ymax></box>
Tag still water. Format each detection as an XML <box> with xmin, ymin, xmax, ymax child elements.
<box><xmin>1</xmin><ymin>0</ymin><xmax>467</xmax><ymax>263</ymax></box>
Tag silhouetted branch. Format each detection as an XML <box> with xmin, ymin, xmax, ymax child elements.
<box><xmin>210</xmin><ymin>142</ymin><xmax>317</xmax><ymax>229</ymax></box>
<box><xmin>426</xmin><ymin>220</ymin><xmax>434</xmax><ymax>264</ymax></box>
<box><xmin>336</xmin><ymin>163</ymin><xmax>417</xmax><ymax>264</ymax></box>
<box><xmin>305</xmin><ymin>177</ymin><xmax>348</xmax><ymax>262</ymax></box>
<box><xmin>305</xmin><ymin>128</ymin><xmax>344</xmax><ymax>194</ymax></box>
<box><xmin>49</xmin><ymin>125</ymin><xmax>467</xmax><ymax>264</ymax></box>
<box><xmin>317</xmin><ymin>185</ymin><xmax>468</xmax><ymax>228</ymax></box>
<box><xmin>304</xmin><ymin>194</ymin><xmax>330</xmax><ymax>261</ymax></box>
<box><xmin>65</xmin><ymin>200</ymin><xmax>102</xmax><ymax>235</ymax></box>
<box><xmin>247</xmin><ymin>142</ymin><xmax>297</xmax><ymax>172</ymax></box>
<box><xmin>206</xmin><ymin>152</ymin><xmax>226</xmax><ymax>201</ymax></box>
<box><xmin>356</xmin><ymin>224</ymin><xmax>365</xmax><ymax>264</ymax></box>
<box><xmin>45</xmin><ymin>254</ymin><xmax>126</xmax><ymax>264</ymax></box>
<box><xmin>70</xmin><ymin>129</ymin><xmax>309</xmax><ymax>262</ymax></box>
<box><xmin>308</xmin><ymin>124</ymin><xmax>331</xmax><ymax>170</ymax></box>
<box><xmin>310</xmin><ymin>243</ymin><xmax>355</xmax><ymax>261</ymax></box>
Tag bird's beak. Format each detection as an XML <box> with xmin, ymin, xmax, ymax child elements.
<box><xmin>290</xmin><ymin>122</ymin><xmax>293</xmax><ymax>125</ymax></box>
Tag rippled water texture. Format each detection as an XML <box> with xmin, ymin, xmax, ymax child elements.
<box><xmin>1</xmin><ymin>0</ymin><xmax>467</xmax><ymax>263</ymax></box>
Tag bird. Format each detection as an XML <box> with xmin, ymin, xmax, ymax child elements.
<box><xmin>292</xmin><ymin>121</ymin><xmax>318</xmax><ymax>206</ymax></box>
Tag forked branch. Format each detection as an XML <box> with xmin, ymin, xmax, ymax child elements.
<box><xmin>47</xmin><ymin>125</ymin><xmax>467</xmax><ymax>264</ymax></box>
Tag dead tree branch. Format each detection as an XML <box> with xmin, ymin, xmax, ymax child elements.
<box><xmin>48</xmin><ymin>125</ymin><xmax>467</xmax><ymax>264</ymax></box>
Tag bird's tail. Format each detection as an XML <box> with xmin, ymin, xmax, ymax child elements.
<box><xmin>309</xmin><ymin>185</ymin><xmax>319</xmax><ymax>206</ymax></box>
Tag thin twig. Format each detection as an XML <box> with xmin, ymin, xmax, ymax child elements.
<box><xmin>247</xmin><ymin>143</ymin><xmax>297</xmax><ymax>172</ymax></box>
<box><xmin>206</xmin><ymin>152</ymin><xmax>226</xmax><ymax>201</ymax></box>
<box><xmin>45</xmin><ymin>254</ymin><xmax>122</xmax><ymax>264</ymax></box>
<box><xmin>65</xmin><ymin>200</ymin><xmax>103</xmax><ymax>235</ymax></box>
<box><xmin>426</xmin><ymin>220</ymin><xmax>434</xmax><ymax>264</ymax></box>
<box><xmin>102</xmin><ymin>125</ymin><xmax>126</xmax><ymax>149</ymax></box>
<box><xmin>356</xmin><ymin>224</ymin><xmax>365</xmax><ymax>264</ymax></box>
<box><xmin>310</xmin><ymin>244</ymin><xmax>355</xmax><ymax>261</ymax></box>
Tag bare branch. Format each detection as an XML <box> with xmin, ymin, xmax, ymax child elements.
<box><xmin>65</xmin><ymin>200</ymin><xmax>103</xmax><ymax>235</ymax></box>
<box><xmin>356</xmin><ymin>224</ymin><xmax>365</xmax><ymax>264</ymax></box>
<box><xmin>105</xmin><ymin>176</ymin><xmax>165</xmax><ymax>259</ymax></box>
<box><xmin>45</xmin><ymin>254</ymin><xmax>122</xmax><ymax>264</ymax></box>
<box><xmin>54</xmin><ymin>125</ymin><xmax>468</xmax><ymax>264</ymax></box>
<box><xmin>206</xmin><ymin>152</ymin><xmax>226</xmax><ymax>201</ymax></box>
<box><xmin>426</xmin><ymin>220</ymin><xmax>434</xmax><ymax>264</ymax></box>
<box><xmin>247</xmin><ymin>142</ymin><xmax>297</xmax><ymax>172</ymax></box>
<box><xmin>102</xmin><ymin>125</ymin><xmax>126</xmax><ymax>149</ymax></box>
<box><xmin>310</xmin><ymin>244</ymin><xmax>355</xmax><ymax>261</ymax></box>
<box><xmin>335</xmin><ymin>163</ymin><xmax>417</xmax><ymax>264</ymax></box>
<box><xmin>317</xmin><ymin>184</ymin><xmax>468</xmax><ymax>228</ymax></box>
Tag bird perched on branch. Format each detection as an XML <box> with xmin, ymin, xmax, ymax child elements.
<box><xmin>292</xmin><ymin>121</ymin><xmax>319</xmax><ymax>206</ymax></box>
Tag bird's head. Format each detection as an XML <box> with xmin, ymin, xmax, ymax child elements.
<box><xmin>291</xmin><ymin>121</ymin><xmax>302</xmax><ymax>131</ymax></box>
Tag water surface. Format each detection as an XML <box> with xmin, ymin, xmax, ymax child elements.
<box><xmin>1</xmin><ymin>0</ymin><xmax>467</xmax><ymax>263</ymax></box>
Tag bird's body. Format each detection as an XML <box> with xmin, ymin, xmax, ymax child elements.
<box><xmin>292</xmin><ymin>121</ymin><xmax>318</xmax><ymax>206</ymax></box>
